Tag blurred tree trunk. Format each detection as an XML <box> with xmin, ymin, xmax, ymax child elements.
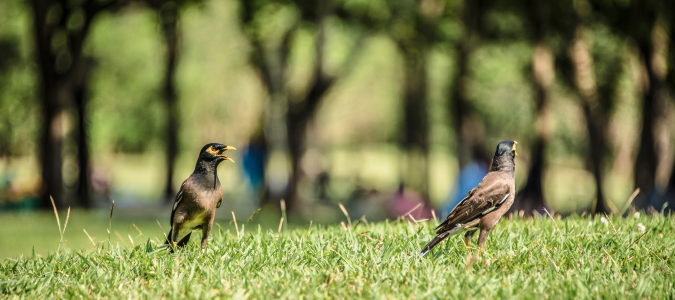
<box><xmin>156</xmin><ymin>4</ymin><xmax>181</xmax><ymax>203</ymax></box>
<box><xmin>510</xmin><ymin>43</ymin><xmax>553</xmax><ymax>217</ymax></box>
<box><xmin>449</xmin><ymin>0</ymin><xmax>483</xmax><ymax>169</ymax></box>
<box><xmin>285</xmin><ymin>19</ymin><xmax>334</xmax><ymax>212</ymax></box>
<box><xmin>241</xmin><ymin>1</ymin><xmax>363</xmax><ymax>213</ymax></box>
<box><xmin>32</xmin><ymin>0</ymin><xmax>66</xmax><ymax>209</ymax></box>
<box><xmin>663</xmin><ymin>16</ymin><xmax>675</xmax><ymax>215</ymax></box>
<box><xmin>244</xmin><ymin>19</ymin><xmax>334</xmax><ymax>213</ymax></box>
<box><xmin>39</xmin><ymin>87</ymin><xmax>66</xmax><ymax>209</ymax></box>
<box><xmin>250</xmin><ymin>36</ymin><xmax>291</xmax><ymax>210</ymax></box>
<box><xmin>664</xmin><ymin>157</ymin><xmax>675</xmax><ymax>214</ymax></box>
<box><xmin>74</xmin><ymin>59</ymin><xmax>93</xmax><ymax>208</ymax></box>
<box><xmin>391</xmin><ymin>0</ymin><xmax>447</xmax><ymax>200</ymax></box>
<box><xmin>630</xmin><ymin>13</ymin><xmax>664</xmax><ymax>210</ymax></box>
<box><xmin>399</xmin><ymin>45</ymin><xmax>430</xmax><ymax>198</ymax></box>
<box><xmin>29</xmin><ymin>0</ymin><xmax>109</xmax><ymax>209</ymax></box>
<box><xmin>632</xmin><ymin>46</ymin><xmax>659</xmax><ymax>210</ymax></box>
<box><xmin>509</xmin><ymin>0</ymin><xmax>553</xmax><ymax>217</ymax></box>
<box><xmin>568</xmin><ymin>26</ymin><xmax>615</xmax><ymax>215</ymax></box>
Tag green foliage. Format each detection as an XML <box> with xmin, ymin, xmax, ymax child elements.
<box><xmin>470</xmin><ymin>41</ymin><xmax>535</xmax><ymax>142</ymax></box>
<box><xmin>0</xmin><ymin>0</ymin><xmax>39</xmax><ymax>156</ymax></box>
<box><xmin>86</xmin><ymin>10</ymin><xmax>165</xmax><ymax>153</ymax></box>
<box><xmin>1</xmin><ymin>215</ymin><xmax>673</xmax><ymax>298</ymax></box>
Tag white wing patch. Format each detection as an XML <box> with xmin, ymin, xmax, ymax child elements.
<box><xmin>446</xmin><ymin>223</ymin><xmax>463</xmax><ymax>235</ymax></box>
<box><xmin>172</xmin><ymin>181</ymin><xmax>187</xmax><ymax>211</ymax></box>
<box><xmin>481</xmin><ymin>207</ymin><xmax>497</xmax><ymax>215</ymax></box>
<box><xmin>498</xmin><ymin>194</ymin><xmax>509</xmax><ymax>205</ymax></box>
<box><xmin>173</xmin><ymin>191</ymin><xmax>183</xmax><ymax>210</ymax></box>
<box><xmin>481</xmin><ymin>194</ymin><xmax>509</xmax><ymax>215</ymax></box>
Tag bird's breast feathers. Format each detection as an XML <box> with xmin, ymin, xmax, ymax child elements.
<box><xmin>176</xmin><ymin>211</ymin><xmax>210</xmax><ymax>241</ymax></box>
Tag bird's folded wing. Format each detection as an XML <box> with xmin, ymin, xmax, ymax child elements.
<box><xmin>436</xmin><ymin>182</ymin><xmax>510</xmax><ymax>234</ymax></box>
<box><xmin>170</xmin><ymin>180</ymin><xmax>188</xmax><ymax>224</ymax></box>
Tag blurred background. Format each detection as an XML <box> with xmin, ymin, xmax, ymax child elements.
<box><xmin>0</xmin><ymin>0</ymin><xmax>674</xmax><ymax>257</ymax></box>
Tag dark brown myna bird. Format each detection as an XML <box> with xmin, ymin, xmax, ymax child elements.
<box><xmin>420</xmin><ymin>140</ymin><xmax>517</xmax><ymax>256</ymax></box>
<box><xmin>166</xmin><ymin>143</ymin><xmax>235</xmax><ymax>253</ymax></box>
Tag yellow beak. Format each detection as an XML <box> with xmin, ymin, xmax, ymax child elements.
<box><xmin>219</xmin><ymin>146</ymin><xmax>236</xmax><ymax>163</ymax></box>
<box><xmin>512</xmin><ymin>141</ymin><xmax>518</xmax><ymax>156</ymax></box>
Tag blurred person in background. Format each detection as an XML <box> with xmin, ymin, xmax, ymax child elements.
<box><xmin>387</xmin><ymin>183</ymin><xmax>433</xmax><ymax>221</ymax></box>
<box><xmin>241</xmin><ymin>134</ymin><xmax>267</xmax><ymax>203</ymax></box>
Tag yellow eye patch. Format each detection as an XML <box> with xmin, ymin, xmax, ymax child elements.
<box><xmin>205</xmin><ymin>146</ymin><xmax>220</xmax><ymax>156</ymax></box>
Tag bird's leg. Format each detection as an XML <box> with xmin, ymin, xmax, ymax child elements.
<box><xmin>171</xmin><ymin>222</ymin><xmax>181</xmax><ymax>249</ymax></box>
<box><xmin>477</xmin><ymin>228</ymin><xmax>491</xmax><ymax>253</ymax></box>
<box><xmin>201</xmin><ymin>215</ymin><xmax>215</xmax><ymax>253</ymax></box>
<box><xmin>464</xmin><ymin>230</ymin><xmax>476</xmax><ymax>250</ymax></box>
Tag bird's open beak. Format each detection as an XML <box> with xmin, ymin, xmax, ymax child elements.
<box><xmin>218</xmin><ymin>146</ymin><xmax>236</xmax><ymax>163</ymax></box>
<box><xmin>512</xmin><ymin>141</ymin><xmax>518</xmax><ymax>156</ymax></box>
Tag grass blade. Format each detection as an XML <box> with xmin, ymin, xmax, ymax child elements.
<box><xmin>338</xmin><ymin>203</ymin><xmax>351</xmax><ymax>228</ymax></box>
<box><xmin>232</xmin><ymin>211</ymin><xmax>239</xmax><ymax>239</ymax></box>
<box><xmin>307</xmin><ymin>220</ymin><xmax>313</xmax><ymax>236</ymax></box>
<box><xmin>83</xmin><ymin>229</ymin><xmax>96</xmax><ymax>248</ymax></box>
<box><xmin>620</xmin><ymin>188</ymin><xmax>640</xmax><ymax>215</ymax></box>
<box><xmin>50</xmin><ymin>196</ymin><xmax>64</xmax><ymax>252</ymax></box>
<box><xmin>246</xmin><ymin>208</ymin><xmax>261</xmax><ymax>225</ymax></box>
<box><xmin>280</xmin><ymin>199</ymin><xmax>287</xmax><ymax>231</ymax></box>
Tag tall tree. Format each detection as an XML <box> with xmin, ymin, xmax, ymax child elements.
<box><xmin>390</xmin><ymin>0</ymin><xmax>439</xmax><ymax>198</ymax></box>
<box><xmin>399</xmin><ymin>44</ymin><xmax>430</xmax><ymax>197</ymax></box>
<box><xmin>29</xmin><ymin>0</ymin><xmax>123</xmax><ymax>209</ymax></box>
<box><xmin>566</xmin><ymin>13</ymin><xmax>623</xmax><ymax>214</ymax></box>
<box><xmin>285</xmin><ymin>5</ymin><xmax>334</xmax><ymax>211</ymax></box>
<box><xmin>148</xmin><ymin>0</ymin><xmax>182</xmax><ymax>203</ymax></box>
<box><xmin>664</xmin><ymin>14</ymin><xmax>675</xmax><ymax>214</ymax></box>
<box><xmin>240</xmin><ymin>0</ymin><xmax>363</xmax><ymax>212</ymax></box>
<box><xmin>508</xmin><ymin>0</ymin><xmax>555</xmax><ymax>217</ymax></box>
<box><xmin>586</xmin><ymin>0</ymin><xmax>672</xmax><ymax>212</ymax></box>
<box><xmin>626</xmin><ymin>1</ymin><xmax>667</xmax><ymax>210</ymax></box>
<box><xmin>448</xmin><ymin>0</ymin><xmax>485</xmax><ymax>170</ymax></box>
<box><xmin>73</xmin><ymin>58</ymin><xmax>94</xmax><ymax>207</ymax></box>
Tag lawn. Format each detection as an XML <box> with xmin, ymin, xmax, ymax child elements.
<box><xmin>1</xmin><ymin>212</ymin><xmax>673</xmax><ymax>299</ymax></box>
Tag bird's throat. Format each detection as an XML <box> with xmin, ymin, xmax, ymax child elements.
<box><xmin>193</xmin><ymin>160</ymin><xmax>221</xmax><ymax>189</ymax></box>
<box><xmin>490</xmin><ymin>157</ymin><xmax>516</xmax><ymax>176</ymax></box>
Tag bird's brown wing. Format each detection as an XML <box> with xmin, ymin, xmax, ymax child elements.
<box><xmin>435</xmin><ymin>181</ymin><xmax>510</xmax><ymax>234</ymax></box>
<box><xmin>169</xmin><ymin>179</ymin><xmax>188</xmax><ymax>225</ymax></box>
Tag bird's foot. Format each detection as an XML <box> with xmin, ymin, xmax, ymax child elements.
<box><xmin>463</xmin><ymin>239</ymin><xmax>475</xmax><ymax>253</ymax></box>
<box><xmin>465</xmin><ymin>254</ymin><xmax>478</xmax><ymax>268</ymax></box>
<box><xmin>201</xmin><ymin>248</ymin><xmax>205</xmax><ymax>254</ymax></box>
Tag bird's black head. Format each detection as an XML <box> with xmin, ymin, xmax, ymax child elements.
<box><xmin>490</xmin><ymin>140</ymin><xmax>517</xmax><ymax>174</ymax></box>
<box><xmin>194</xmin><ymin>143</ymin><xmax>236</xmax><ymax>174</ymax></box>
<box><xmin>198</xmin><ymin>143</ymin><xmax>236</xmax><ymax>164</ymax></box>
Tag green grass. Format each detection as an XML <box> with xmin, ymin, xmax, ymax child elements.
<box><xmin>0</xmin><ymin>207</ymin><xmax>287</xmax><ymax>259</ymax></box>
<box><xmin>0</xmin><ymin>211</ymin><xmax>165</xmax><ymax>259</ymax></box>
<box><xmin>1</xmin><ymin>213</ymin><xmax>674</xmax><ymax>298</ymax></box>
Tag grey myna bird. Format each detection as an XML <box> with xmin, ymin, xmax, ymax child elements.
<box><xmin>420</xmin><ymin>140</ymin><xmax>517</xmax><ymax>256</ymax></box>
<box><xmin>166</xmin><ymin>143</ymin><xmax>235</xmax><ymax>253</ymax></box>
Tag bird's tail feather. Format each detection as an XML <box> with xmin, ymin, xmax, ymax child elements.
<box><xmin>420</xmin><ymin>232</ymin><xmax>451</xmax><ymax>257</ymax></box>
